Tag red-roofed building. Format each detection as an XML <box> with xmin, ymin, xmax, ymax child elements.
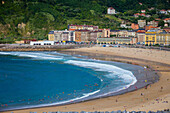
<box><xmin>139</xmin><ymin>2</ymin><xmax>143</xmax><ymax>5</ymax></box>
<box><xmin>107</xmin><ymin>7</ymin><xmax>116</xmax><ymax>14</ymax></box>
<box><xmin>164</xmin><ymin>18</ymin><xmax>170</xmax><ymax>23</ymax></box>
<box><xmin>160</xmin><ymin>9</ymin><xmax>167</xmax><ymax>14</ymax></box>
<box><xmin>134</xmin><ymin>13</ymin><xmax>140</xmax><ymax>17</ymax></box>
<box><xmin>140</xmin><ymin>13</ymin><xmax>146</xmax><ymax>16</ymax></box>
<box><xmin>134</xmin><ymin>13</ymin><xmax>147</xmax><ymax>17</ymax></box>
<box><xmin>163</xmin><ymin>28</ymin><xmax>170</xmax><ymax>33</ymax></box>
<box><xmin>145</xmin><ymin>25</ymin><xmax>154</xmax><ymax>31</ymax></box>
<box><xmin>136</xmin><ymin>30</ymin><xmax>146</xmax><ymax>44</ymax></box>
<box><xmin>141</xmin><ymin>10</ymin><xmax>146</xmax><ymax>13</ymax></box>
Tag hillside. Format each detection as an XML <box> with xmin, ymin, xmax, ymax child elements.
<box><xmin>0</xmin><ymin>0</ymin><xmax>169</xmax><ymax>43</ymax></box>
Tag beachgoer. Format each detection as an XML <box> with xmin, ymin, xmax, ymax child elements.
<box><xmin>160</xmin><ymin>86</ymin><xmax>163</xmax><ymax>92</ymax></box>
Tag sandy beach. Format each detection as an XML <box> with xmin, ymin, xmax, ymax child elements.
<box><xmin>2</xmin><ymin>46</ymin><xmax>170</xmax><ymax>113</ymax></box>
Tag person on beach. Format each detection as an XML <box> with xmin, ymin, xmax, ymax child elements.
<box><xmin>160</xmin><ymin>86</ymin><xmax>163</xmax><ymax>92</ymax></box>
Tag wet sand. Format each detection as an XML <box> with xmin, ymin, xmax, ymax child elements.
<box><xmin>2</xmin><ymin>47</ymin><xmax>170</xmax><ymax>112</ymax></box>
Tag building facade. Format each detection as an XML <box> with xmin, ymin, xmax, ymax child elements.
<box><xmin>68</xmin><ymin>25</ymin><xmax>98</xmax><ymax>31</ymax></box>
<box><xmin>69</xmin><ymin>31</ymin><xmax>75</xmax><ymax>41</ymax></box>
<box><xmin>156</xmin><ymin>30</ymin><xmax>170</xmax><ymax>45</ymax></box>
<box><xmin>89</xmin><ymin>31</ymin><xmax>98</xmax><ymax>42</ymax></box>
<box><xmin>136</xmin><ymin>30</ymin><xmax>146</xmax><ymax>44</ymax></box>
<box><xmin>145</xmin><ymin>30</ymin><xmax>157</xmax><ymax>45</ymax></box>
<box><xmin>97</xmin><ymin>37</ymin><xmax>136</xmax><ymax>44</ymax></box>
<box><xmin>102</xmin><ymin>29</ymin><xmax>110</xmax><ymax>37</ymax></box>
<box><xmin>147</xmin><ymin>20</ymin><xmax>158</xmax><ymax>27</ymax></box>
<box><xmin>138</xmin><ymin>20</ymin><xmax>146</xmax><ymax>28</ymax></box>
<box><xmin>107</xmin><ymin>7</ymin><xmax>116</xmax><ymax>14</ymax></box>
<box><xmin>48</xmin><ymin>31</ymin><xmax>55</xmax><ymax>41</ymax></box>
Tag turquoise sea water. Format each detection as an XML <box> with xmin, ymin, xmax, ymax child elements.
<box><xmin>0</xmin><ymin>52</ymin><xmax>138</xmax><ymax>111</ymax></box>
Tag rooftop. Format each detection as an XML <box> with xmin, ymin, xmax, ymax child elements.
<box><xmin>108</xmin><ymin>7</ymin><xmax>115</xmax><ymax>10</ymax></box>
<box><xmin>48</xmin><ymin>31</ymin><xmax>54</xmax><ymax>34</ymax></box>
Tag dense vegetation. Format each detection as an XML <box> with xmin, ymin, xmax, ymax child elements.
<box><xmin>0</xmin><ymin>0</ymin><xmax>169</xmax><ymax>42</ymax></box>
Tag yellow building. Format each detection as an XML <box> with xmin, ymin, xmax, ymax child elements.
<box><xmin>145</xmin><ymin>30</ymin><xmax>170</xmax><ymax>45</ymax></box>
<box><xmin>48</xmin><ymin>31</ymin><xmax>54</xmax><ymax>41</ymax></box>
<box><xmin>145</xmin><ymin>30</ymin><xmax>157</xmax><ymax>45</ymax></box>
<box><xmin>156</xmin><ymin>30</ymin><xmax>170</xmax><ymax>45</ymax></box>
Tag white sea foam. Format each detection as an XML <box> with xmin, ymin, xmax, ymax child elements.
<box><xmin>0</xmin><ymin>52</ymin><xmax>12</xmax><ymax>55</ymax></box>
<box><xmin>0</xmin><ymin>52</ymin><xmax>63</xmax><ymax>60</ymax></box>
<box><xmin>65</xmin><ymin>60</ymin><xmax>137</xmax><ymax>84</ymax></box>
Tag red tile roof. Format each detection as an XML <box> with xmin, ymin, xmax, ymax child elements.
<box><xmin>108</xmin><ymin>7</ymin><xmax>115</xmax><ymax>10</ymax></box>
<box><xmin>164</xmin><ymin>18</ymin><xmax>170</xmax><ymax>20</ymax></box>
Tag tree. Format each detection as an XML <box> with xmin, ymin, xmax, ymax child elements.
<box><xmin>158</xmin><ymin>20</ymin><xmax>165</xmax><ymax>28</ymax></box>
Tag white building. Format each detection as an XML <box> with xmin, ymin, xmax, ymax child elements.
<box><xmin>54</xmin><ymin>29</ymin><xmax>70</xmax><ymax>42</ymax></box>
<box><xmin>160</xmin><ymin>10</ymin><xmax>168</xmax><ymax>14</ymax></box>
<box><xmin>120</xmin><ymin>24</ymin><xmax>131</xmax><ymax>28</ymax></box>
<box><xmin>30</xmin><ymin>41</ymin><xmax>55</xmax><ymax>45</ymax></box>
<box><xmin>141</xmin><ymin>10</ymin><xmax>146</xmax><ymax>13</ymax></box>
<box><xmin>107</xmin><ymin>7</ymin><xmax>116</xmax><ymax>14</ymax></box>
<box><xmin>69</xmin><ymin>31</ymin><xmax>75</xmax><ymax>41</ymax></box>
<box><xmin>138</xmin><ymin>20</ymin><xmax>146</xmax><ymax>28</ymax></box>
<box><xmin>164</xmin><ymin>18</ymin><xmax>170</xmax><ymax>23</ymax></box>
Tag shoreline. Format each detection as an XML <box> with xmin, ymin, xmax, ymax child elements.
<box><xmin>2</xmin><ymin>47</ymin><xmax>170</xmax><ymax>112</ymax></box>
<box><xmin>0</xmin><ymin>51</ymin><xmax>157</xmax><ymax>112</ymax></box>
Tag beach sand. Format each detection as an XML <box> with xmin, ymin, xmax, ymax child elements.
<box><xmin>3</xmin><ymin>47</ymin><xmax>170</xmax><ymax>113</ymax></box>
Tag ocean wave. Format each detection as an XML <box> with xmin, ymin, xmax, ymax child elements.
<box><xmin>65</xmin><ymin>60</ymin><xmax>137</xmax><ymax>84</ymax></box>
<box><xmin>0</xmin><ymin>52</ymin><xmax>63</xmax><ymax>60</ymax></box>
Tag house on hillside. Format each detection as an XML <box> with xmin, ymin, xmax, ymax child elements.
<box><xmin>148</xmin><ymin>7</ymin><xmax>154</xmax><ymax>11</ymax></box>
<box><xmin>160</xmin><ymin>10</ymin><xmax>168</xmax><ymax>14</ymax></box>
<box><xmin>164</xmin><ymin>18</ymin><xmax>170</xmax><ymax>23</ymax></box>
<box><xmin>147</xmin><ymin>20</ymin><xmax>159</xmax><ymax>27</ymax></box>
<box><xmin>107</xmin><ymin>7</ymin><xmax>116</xmax><ymax>14</ymax></box>
<box><xmin>134</xmin><ymin>13</ymin><xmax>140</xmax><ymax>17</ymax></box>
<box><xmin>168</xmin><ymin>10</ymin><xmax>170</xmax><ymax>13</ymax></box>
<box><xmin>138</xmin><ymin>20</ymin><xmax>146</xmax><ymax>28</ymax></box>
<box><xmin>141</xmin><ymin>10</ymin><xmax>146</xmax><ymax>13</ymax></box>
<box><xmin>120</xmin><ymin>24</ymin><xmax>131</xmax><ymax>29</ymax></box>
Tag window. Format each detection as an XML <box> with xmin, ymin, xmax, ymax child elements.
<box><xmin>146</xmin><ymin>37</ymin><xmax>148</xmax><ymax>40</ymax></box>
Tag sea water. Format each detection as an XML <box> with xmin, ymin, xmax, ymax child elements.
<box><xmin>0</xmin><ymin>52</ymin><xmax>138</xmax><ymax>111</ymax></box>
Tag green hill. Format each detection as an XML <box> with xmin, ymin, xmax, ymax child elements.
<box><xmin>0</xmin><ymin>0</ymin><xmax>169</xmax><ymax>42</ymax></box>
